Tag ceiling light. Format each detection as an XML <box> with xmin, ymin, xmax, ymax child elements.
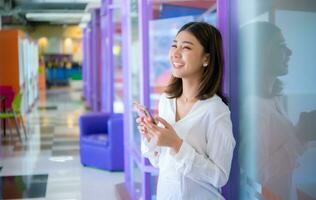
<box><xmin>25</xmin><ymin>13</ymin><xmax>90</xmax><ymax>21</ymax></box>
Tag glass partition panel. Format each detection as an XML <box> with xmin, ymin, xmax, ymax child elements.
<box><xmin>149</xmin><ymin>173</ymin><xmax>158</xmax><ymax>200</ymax></box>
<box><xmin>237</xmin><ymin>1</ymin><xmax>316</xmax><ymax>200</ymax></box>
<box><xmin>130</xmin><ymin>158</ymin><xmax>142</xmax><ymax>199</ymax></box>
<box><xmin>129</xmin><ymin>0</ymin><xmax>142</xmax><ymax>148</ymax></box>
<box><xmin>113</xmin><ymin>7</ymin><xmax>124</xmax><ymax>113</ymax></box>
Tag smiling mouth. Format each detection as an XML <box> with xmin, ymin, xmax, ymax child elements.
<box><xmin>172</xmin><ymin>62</ymin><xmax>185</xmax><ymax>68</ymax></box>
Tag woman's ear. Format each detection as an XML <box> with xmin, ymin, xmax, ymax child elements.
<box><xmin>203</xmin><ymin>53</ymin><xmax>210</xmax><ymax>64</ymax></box>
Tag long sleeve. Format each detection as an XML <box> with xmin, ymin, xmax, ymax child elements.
<box><xmin>141</xmin><ymin>136</ymin><xmax>160</xmax><ymax>168</ymax></box>
<box><xmin>140</xmin><ymin>94</ymin><xmax>166</xmax><ymax>168</ymax></box>
<box><xmin>170</xmin><ymin>112</ymin><xmax>235</xmax><ymax>188</ymax></box>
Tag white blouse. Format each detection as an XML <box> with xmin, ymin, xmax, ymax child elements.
<box><xmin>141</xmin><ymin>93</ymin><xmax>236</xmax><ymax>200</ymax></box>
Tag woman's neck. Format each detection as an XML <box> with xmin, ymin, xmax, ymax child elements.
<box><xmin>181</xmin><ymin>78</ymin><xmax>200</xmax><ymax>102</ymax></box>
<box><xmin>259</xmin><ymin>75</ymin><xmax>276</xmax><ymax>98</ymax></box>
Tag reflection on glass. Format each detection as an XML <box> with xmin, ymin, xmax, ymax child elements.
<box><xmin>132</xmin><ymin>111</ymin><xmax>141</xmax><ymax>147</ymax></box>
<box><xmin>131</xmin><ymin>159</ymin><xmax>142</xmax><ymax>199</ymax></box>
<box><xmin>238</xmin><ymin>7</ymin><xmax>316</xmax><ymax>200</ymax></box>
<box><xmin>129</xmin><ymin>0</ymin><xmax>141</xmax><ymax>147</ymax></box>
<box><xmin>113</xmin><ymin>8</ymin><xmax>124</xmax><ymax>113</ymax></box>
<box><xmin>150</xmin><ymin>173</ymin><xmax>158</xmax><ymax>200</ymax></box>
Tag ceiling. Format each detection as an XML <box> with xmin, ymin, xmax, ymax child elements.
<box><xmin>0</xmin><ymin>0</ymin><xmax>100</xmax><ymax>27</ymax></box>
<box><xmin>0</xmin><ymin>0</ymin><xmax>218</xmax><ymax>28</ymax></box>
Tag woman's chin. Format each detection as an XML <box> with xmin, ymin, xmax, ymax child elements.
<box><xmin>171</xmin><ymin>65</ymin><xmax>188</xmax><ymax>78</ymax></box>
<box><xmin>279</xmin><ymin>65</ymin><xmax>289</xmax><ymax>76</ymax></box>
<box><xmin>171</xmin><ymin>72</ymin><xmax>183</xmax><ymax>78</ymax></box>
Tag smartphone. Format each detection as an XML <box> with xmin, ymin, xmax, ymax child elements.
<box><xmin>133</xmin><ymin>102</ymin><xmax>156</xmax><ymax>124</ymax></box>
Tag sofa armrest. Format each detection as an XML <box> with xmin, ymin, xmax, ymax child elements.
<box><xmin>107</xmin><ymin>114</ymin><xmax>124</xmax><ymax>147</ymax></box>
<box><xmin>79</xmin><ymin>112</ymin><xmax>111</xmax><ymax>136</ymax></box>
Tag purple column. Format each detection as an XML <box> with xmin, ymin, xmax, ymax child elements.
<box><xmin>218</xmin><ymin>0</ymin><xmax>240</xmax><ymax>199</ymax></box>
<box><xmin>138</xmin><ymin>0</ymin><xmax>150</xmax><ymax>108</ymax></box>
<box><xmin>101</xmin><ymin>0</ymin><xmax>114</xmax><ymax>113</ymax></box>
<box><xmin>138</xmin><ymin>1</ymin><xmax>154</xmax><ymax>199</ymax></box>
<box><xmin>91</xmin><ymin>8</ymin><xmax>101</xmax><ymax>112</ymax></box>
<box><xmin>82</xmin><ymin>28</ymin><xmax>88</xmax><ymax>101</ymax></box>
<box><xmin>100</xmin><ymin>1</ymin><xmax>108</xmax><ymax>112</ymax></box>
<box><xmin>86</xmin><ymin>22</ymin><xmax>93</xmax><ymax>109</ymax></box>
<box><xmin>217</xmin><ymin>0</ymin><xmax>229</xmax><ymax>97</ymax></box>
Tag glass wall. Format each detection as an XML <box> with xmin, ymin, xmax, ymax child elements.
<box><xmin>235</xmin><ymin>1</ymin><xmax>316</xmax><ymax>199</ymax></box>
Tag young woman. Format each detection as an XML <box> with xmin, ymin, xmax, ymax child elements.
<box><xmin>136</xmin><ymin>22</ymin><xmax>235</xmax><ymax>200</ymax></box>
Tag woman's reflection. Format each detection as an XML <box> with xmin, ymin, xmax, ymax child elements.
<box><xmin>239</xmin><ymin>22</ymin><xmax>315</xmax><ymax>200</ymax></box>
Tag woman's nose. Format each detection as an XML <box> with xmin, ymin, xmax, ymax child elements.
<box><xmin>286</xmin><ymin>46</ymin><xmax>292</xmax><ymax>56</ymax></box>
<box><xmin>172</xmin><ymin>48</ymin><xmax>181</xmax><ymax>58</ymax></box>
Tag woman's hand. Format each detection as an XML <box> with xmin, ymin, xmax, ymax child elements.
<box><xmin>136</xmin><ymin>116</ymin><xmax>151</xmax><ymax>141</ymax></box>
<box><xmin>145</xmin><ymin>116</ymin><xmax>183</xmax><ymax>153</ymax></box>
<box><xmin>296</xmin><ymin>110</ymin><xmax>316</xmax><ymax>143</ymax></box>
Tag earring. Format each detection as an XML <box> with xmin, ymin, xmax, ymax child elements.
<box><xmin>203</xmin><ymin>63</ymin><xmax>208</xmax><ymax>67</ymax></box>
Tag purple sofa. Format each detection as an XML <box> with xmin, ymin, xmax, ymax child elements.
<box><xmin>79</xmin><ymin>112</ymin><xmax>124</xmax><ymax>171</ymax></box>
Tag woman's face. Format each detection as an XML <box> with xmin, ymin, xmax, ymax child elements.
<box><xmin>169</xmin><ymin>30</ymin><xmax>209</xmax><ymax>79</ymax></box>
<box><xmin>265</xmin><ymin>32</ymin><xmax>292</xmax><ymax>77</ymax></box>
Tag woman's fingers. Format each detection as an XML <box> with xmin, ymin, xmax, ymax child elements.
<box><xmin>138</xmin><ymin>123</ymin><xmax>155</xmax><ymax>137</ymax></box>
<box><xmin>146</xmin><ymin>123</ymin><xmax>160</xmax><ymax>135</ymax></box>
<box><xmin>137</xmin><ymin>116</ymin><xmax>161</xmax><ymax>140</ymax></box>
<box><xmin>137</xmin><ymin>124</ymin><xmax>147</xmax><ymax>132</ymax></box>
<box><xmin>138</xmin><ymin>126</ymin><xmax>149</xmax><ymax>138</ymax></box>
<box><xmin>136</xmin><ymin>117</ymin><xmax>141</xmax><ymax>124</ymax></box>
<box><xmin>136</xmin><ymin>116</ymin><xmax>145</xmax><ymax>124</ymax></box>
<box><xmin>136</xmin><ymin>117</ymin><xmax>156</xmax><ymax>142</ymax></box>
<box><xmin>136</xmin><ymin>117</ymin><xmax>148</xmax><ymax>129</ymax></box>
<box><xmin>155</xmin><ymin>116</ymin><xmax>171</xmax><ymax>129</ymax></box>
<box><xmin>144</xmin><ymin>117</ymin><xmax>151</xmax><ymax>124</ymax></box>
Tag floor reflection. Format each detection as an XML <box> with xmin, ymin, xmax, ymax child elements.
<box><xmin>0</xmin><ymin>174</ymin><xmax>48</xmax><ymax>199</ymax></box>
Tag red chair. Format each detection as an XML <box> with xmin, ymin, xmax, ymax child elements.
<box><xmin>0</xmin><ymin>85</ymin><xmax>15</xmax><ymax>136</ymax></box>
<box><xmin>0</xmin><ymin>85</ymin><xmax>15</xmax><ymax>110</ymax></box>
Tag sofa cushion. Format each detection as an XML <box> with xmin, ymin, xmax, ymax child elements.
<box><xmin>81</xmin><ymin>133</ymin><xmax>109</xmax><ymax>147</ymax></box>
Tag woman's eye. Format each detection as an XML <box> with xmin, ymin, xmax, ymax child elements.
<box><xmin>171</xmin><ymin>44</ymin><xmax>177</xmax><ymax>48</ymax></box>
<box><xmin>183</xmin><ymin>46</ymin><xmax>191</xmax><ymax>50</ymax></box>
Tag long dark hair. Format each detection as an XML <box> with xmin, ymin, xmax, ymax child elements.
<box><xmin>164</xmin><ymin>22</ymin><xmax>225</xmax><ymax>102</ymax></box>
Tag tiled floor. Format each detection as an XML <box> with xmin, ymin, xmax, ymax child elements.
<box><xmin>0</xmin><ymin>87</ymin><xmax>124</xmax><ymax>200</ymax></box>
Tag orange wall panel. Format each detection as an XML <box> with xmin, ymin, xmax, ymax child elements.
<box><xmin>0</xmin><ymin>29</ymin><xmax>21</xmax><ymax>94</ymax></box>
